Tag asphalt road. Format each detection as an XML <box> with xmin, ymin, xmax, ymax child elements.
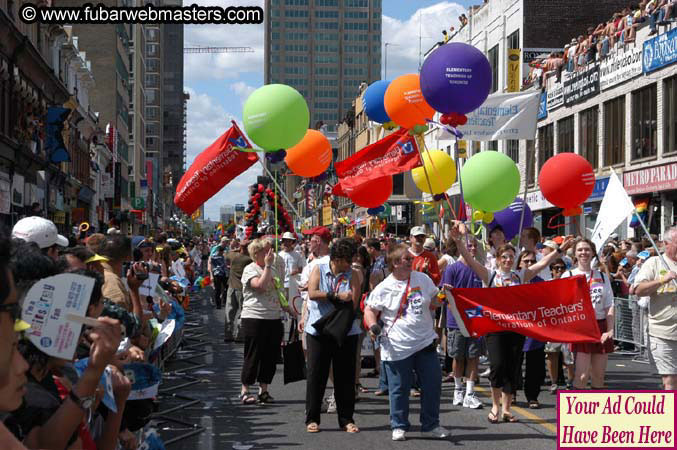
<box><xmin>156</xmin><ymin>290</ymin><xmax>662</xmax><ymax>450</ymax></box>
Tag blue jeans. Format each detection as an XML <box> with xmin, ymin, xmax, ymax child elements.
<box><xmin>378</xmin><ymin>361</ymin><xmax>388</xmax><ymax>391</ymax></box>
<box><xmin>383</xmin><ymin>344</ymin><xmax>442</xmax><ymax>431</ymax></box>
<box><xmin>650</xmin><ymin>8</ymin><xmax>665</xmax><ymax>32</ymax></box>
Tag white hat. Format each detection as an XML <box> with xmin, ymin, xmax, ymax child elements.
<box><xmin>281</xmin><ymin>232</ymin><xmax>296</xmax><ymax>241</ymax></box>
<box><xmin>543</xmin><ymin>240</ymin><xmax>559</xmax><ymax>251</ymax></box>
<box><xmin>12</xmin><ymin>216</ymin><xmax>68</xmax><ymax>249</ymax></box>
<box><xmin>410</xmin><ymin>226</ymin><xmax>426</xmax><ymax>237</ymax></box>
<box><xmin>423</xmin><ymin>238</ymin><xmax>436</xmax><ymax>251</ymax></box>
<box><xmin>107</xmin><ymin>227</ymin><xmax>121</xmax><ymax>235</ymax></box>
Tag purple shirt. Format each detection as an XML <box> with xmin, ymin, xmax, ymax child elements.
<box><xmin>441</xmin><ymin>261</ymin><xmax>483</xmax><ymax>329</ymax></box>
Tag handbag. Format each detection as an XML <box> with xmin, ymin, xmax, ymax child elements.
<box><xmin>283</xmin><ymin>321</ymin><xmax>307</xmax><ymax>384</ymax></box>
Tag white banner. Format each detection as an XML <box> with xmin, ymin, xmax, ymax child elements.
<box><xmin>439</xmin><ymin>91</ymin><xmax>540</xmax><ymax>141</ymax></box>
<box><xmin>600</xmin><ymin>47</ymin><xmax>643</xmax><ymax>91</ymax></box>
<box><xmin>591</xmin><ymin>171</ymin><xmax>635</xmax><ymax>251</ymax></box>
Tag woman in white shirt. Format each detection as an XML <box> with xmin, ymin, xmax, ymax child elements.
<box><xmin>560</xmin><ymin>238</ymin><xmax>615</xmax><ymax>390</ymax></box>
<box><xmin>364</xmin><ymin>244</ymin><xmax>449</xmax><ymax>442</ymax></box>
<box><xmin>450</xmin><ymin>223</ymin><xmax>573</xmax><ymax>424</ymax></box>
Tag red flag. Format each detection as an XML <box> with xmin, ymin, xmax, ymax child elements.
<box><xmin>447</xmin><ymin>276</ymin><xmax>601</xmax><ymax>343</ymax></box>
<box><xmin>335</xmin><ymin>128</ymin><xmax>421</xmax><ymax>192</ymax></box>
<box><xmin>174</xmin><ymin>121</ymin><xmax>257</xmax><ymax>215</ymax></box>
<box><xmin>332</xmin><ymin>183</ymin><xmax>347</xmax><ymax>198</ymax></box>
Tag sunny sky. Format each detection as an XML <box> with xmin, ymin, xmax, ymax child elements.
<box><xmin>182</xmin><ymin>0</ymin><xmax>476</xmax><ymax>221</ymax></box>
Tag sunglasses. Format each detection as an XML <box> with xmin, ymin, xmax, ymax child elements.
<box><xmin>551</xmin><ymin>266</ymin><xmax>566</xmax><ymax>271</ymax></box>
<box><xmin>521</xmin><ymin>259</ymin><xmax>537</xmax><ymax>264</ymax></box>
<box><xmin>0</xmin><ymin>302</ymin><xmax>21</xmax><ymax>322</ymax></box>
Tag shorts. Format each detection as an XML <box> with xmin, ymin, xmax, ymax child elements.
<box><xmin>447</xmin><ymin>328</ymin><xmax>484</xmax><ymax>359</ymax></box>
<box><xmin>649</xmin><ymin>335</ymin><xmax>677</xmax><ymax>375</ymax></box>
<box><xmin>544</xmin><ymin>342</ymin><xmax>574</xmax><ymax>365</ymax></box>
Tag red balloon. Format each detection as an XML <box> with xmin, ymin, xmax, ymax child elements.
<box><xmin>539</xmin><ymin>153</ymin><xmax>595</xmax><ymax>216</ymax></box>
<box><xmin>457</xmin><ymin>115</ymin><xmax>468</xmax><ymax>126</ymax></box>
<box><xmin>347</xmin><ymin>176</ymin><xmax>393</xmax><ymax>208</ymax></box>
<box><xmin>439</xmin><ymin>114</ymin><xmax>450</xmax><ymax>125</ymax></box>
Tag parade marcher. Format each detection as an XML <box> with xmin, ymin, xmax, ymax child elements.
<box><xmin>485</xmin><ymin>225</ymin><xmax>506</xmax><ymax>271</ymax></box>
<box><xmin>561</xmin><ymin>239</ymin><xmax>615</xmax><ymax>390</ymax></box>
<box><xmin>408</xmin><ymin>227</ymin><xmax>441</xmax><ymax>285</ymax></box>
<box><xmin>365</xmin><ymin>243</ymin><xmax>450</xmax><ymax>441</ymax></box>
<box><xmin>633</xmin><ymin>227</ymin><xmax>677</xmax><ymax>390</ymax></box>
<box><xmin>450</xmin><ymin>222</ymin><xmax>572</xmax><ymax>424</ymax></box>
<box><xmin>239</xmin><ymin>239</ymin><xmax>287</xmax><ymax>404</ymax></box>
<box><xmin>306</xmin><ymin>238</ymin><xmax>361</xmax><ymax>434</ymax></box>
<box><xmin>278</xmin><ymin>232</ymin><xmax>306</xmax><ymax>313</ymax></box>
<box><xmin>441</xmin><ymin>236</ymin><xmax>484</xmax><ymax>409</ymax></box>
<box><xmin>225</xmin><ymin>240</ymin><xmax>252</xmax><ymax>342</ymax></box>
<box><xmin>209</xmin><ymin>245</ymin><xmax>229</xmax><ymax>309</ymax></box>
<box><xmin>544</xmin><ymin>258</ymin><xmax>575</xmax><ymax>393</ymax></box>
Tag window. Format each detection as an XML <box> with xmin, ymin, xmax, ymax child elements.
<box><xmin>526</xmin><ymin>140</ymin><xmax>536</xmax><ymax>185</ymax></box>
<box><xmin>604</xmin><ymin>97</ymin><xmax>627</xmax><ymax>164</ymax></box>
<box><xmin>488</xmin><ymin>44</ymin><xmax>499</xmax><ymax>93</ymax></box>
<box><xmin>316</xmin><ymin>33</ymin><xmax>338</xmax><ymax>41</ymax></box>
<box><xmin>345</xmin><ymin>0</ymin><xmax>368</xmax><ymax>6</ymax></box>
<box><xmin>315</xmin><ymin>55</ymin><xmax>338</xmax><ymax>64</ymax></box>
<box><xmin>557</xmin><ymin>116</ymin><xmax>574</xmax><ymax>152</ymax></box>
<box><xmin>538</xmin><ymin>124</ymin><xmax>554</xmax><ymax>170</ymax></box>
<box><xmin>487</xmin><ymin>141</ymin><xmax>498</xmax><ymax>151</ymax></box>
<box><xmin>316</xmin><ymin>21</ymin><xmax>339</xmax><ymax>29</ymax></box>
<box><xmin>344</xmin><ymin>11</ymin><xmax>367</xmax><ymax>18</ymax></box>
<box><xmin>507</xmin><ymin>140</ymin><xmax>519</xmax><ymax>163</ymax></box>
<box><xmin>632</xmin><ymin>84</ymin><xmax>657</xmax><ymax>160</ymax></box>
<box><xmin>507</xmin><ymin>30</ymin><xmax>519</xmax><ymax>50</ymax></box>
<box><xmin>285</xmin><ymin>21</ymin><xmax>309</xmax><ymax>28</ymax></box>
<box><xmin>285</xmin><ymin>0</ymin><xmax>308</xmax><ymax>4</ymax></box>
<box><xmin>315</xmin><ymin>0</ymin><xmax>337</xmax><ymax>5</ymax></box>
<box><xmin>314</xmin><ymin>89</ymin><xmax>338</xmax><ymax>98</ymax></box>
<box><xmin>393</xmin><ymin>174</ymin><xmax>404</xmax><ymax>195</ymax></box>
<box><xmin>471</xmin><ymin>141</ymin><xmax>481</xmax><ymax>156</ymax></box>
<box><xmin>284</xmin><ymin>9</ymin><xmax>308</xmax><ymax>16</ymax></box>
<box><xmin>579</xmin><ymin>107</ymin><xmax>599</xmax><ymax>168</ymax></box>
<box><xmin>344</xmin><ymin>22</ymin><xmax>369</xmax><ymax>30</ymax></box>
<box><xmin>665</xmin><ymin>75</ymin><xmax>677</xmax><ymax>154</ymax></box>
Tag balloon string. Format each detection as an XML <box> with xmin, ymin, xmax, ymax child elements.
<box><xmin>547</xmin><ymin>211</ymin><xmax>567</xmax><ymax>230</ymax></box>
<box><xmin>414</xmin><ymin>135</ymin><xmax>437</xmax><ymax>202</ymax></box>
<box><xmin>274</xmin><ymin>179</ymin><xmax>279</xmax><ymax>252</ymax></box>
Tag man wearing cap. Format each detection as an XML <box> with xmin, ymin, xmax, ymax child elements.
<box><xmin>11</xmin><ymin>216</ymin><xmax>69</xmax><ymax>261</ymax></box>
<box><xmin>408</xmin><ymin>227</ymin><xmax>441</xmax><ymax>285</ymax></box>
<box><xmin>211</xmin><ymin>236</ymin><xmax>230</xmax><ymax>256</ymax></box>
<box><xmin>279</xmin><ymin>232</ymin><xmax>306</xmax><ymax>307</ymax></box>
<box><xmin>634</xmin><ymin>227</ymin><xmax>677</xmax><ymax>390</ymax></box>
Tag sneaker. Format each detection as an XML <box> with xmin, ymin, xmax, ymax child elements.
<box><xmin>392</xmin><ymin>429</ymin><xmax>406</xmax><ymax>441</ymax></box>
<box><xmin>550</xmin><ymin>384</ymin><xmax>558</xmax><ymax>394</ymax></box>
<box><xmin>463</xmin><ymin>392</ymin><xmax>483</xmax><ymax>409</ymax></box>
<box><xmin>422</xmin><ymin>426</ymin><xmax>450</xmax><ymax>439</ymax></box>
<box><xmin>480</xmin><ymin>368</ymin><xmax>490</xmax><ymax>377</ymax></box>
<box><xmin>452</xmin><ymin>390</ymin><xmax>464</xmax><ymax>406</ymax></box>
<box><xmin>327</xmin><ymin>397</ymin><xmax>337</xmax><ymax>413</ymax></box>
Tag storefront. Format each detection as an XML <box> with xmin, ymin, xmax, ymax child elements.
<box><xmin>623</xmin><ymin>163</ymin><xmax>677</xmax><ymax>238</ymax></box>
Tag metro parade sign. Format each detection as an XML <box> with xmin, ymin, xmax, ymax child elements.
<box><xmin>643</xmin><ymin>26</ymin><xmax>677</xmax><ymax>73</ymax></box>
<box><xmin>447</xmin><ymin>276</ymin><xmax>602</xmax><ymax>343</ymax></box>
<box><xmin>563</xmin><ymin>63</ymin><xmax>600</xmax><ymax>106</ymax></box>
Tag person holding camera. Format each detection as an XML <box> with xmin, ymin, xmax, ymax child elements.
<box><xmin>364</xmin><ymin>243</ymin><xmax>449</xmax><ymax>442</ymax></box>
<box><xmin>209</xmin><ymin>245</ymin><xmax>229</xmax><ymax>309</ymax></box>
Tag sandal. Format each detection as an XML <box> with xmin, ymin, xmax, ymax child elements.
<box><xmin>258</xmin><ymin>391</ymin><xmax>275</xmax><ymax>404</ymax></box>
<box><xmin>306</xmin><ymin>422</ymin><xmax>320</xmax><ymax>433</ymax></box>
<box><xmin>503</xmin><ymin>412</ymin><xmax>519</xmax><ymax>423</ymax></box>
<box><xmin>357</xmin><ymin>384</ymin><xmax>369</xmax><ymax>393</ymax></box>
<box><xmin>344</xmin><ymin>423</ymin><xmax>360</xmax><ymax>433</ymax></box>
<box><xmin>487</xmin><ymin>411</ymin><xmax>499</xmax><ymax>424</ymax></box>
<box><xmin>239</xmin><ymin>392</ymin><xmax>257</xmax><ymax>405</ymax></box>
<box><xmin>374</xmin><ymin>389</ymin><xmax>388</xmax><ymax>396</ymax></box>
<box><xmin>529</xmin><ymin>400</ymin><xmax>540</xmax><ymax>409</ymax></box>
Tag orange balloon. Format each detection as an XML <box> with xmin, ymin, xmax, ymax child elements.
<box><xmin>284</xmin><ymin>129</ymin><xmax>332</xmax><ymax>177</ymax></box>
<box><xmin>384</xmin><ymin>74</ymin><xmax>435</xmax><ymax>130</ymax></box>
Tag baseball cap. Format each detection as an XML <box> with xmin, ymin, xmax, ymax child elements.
<box><xmin>543</xmin><ymin>240</ymin><xmax>559</xmax><ymax>251</ymax></box>
<box><xmin>282</xmin><ymin>231</ymin><xmax>296</xmax><ymax>241</ymax></box>
<box><xmin>107</xmin><ymin>227</ymin><xmax>121</xmax><ymax>235</ymax></box>
<box><xmin>85</xmin><ymin>254</ymin><xmax>109</xmax><ymax>264</ymax></box>
<box><xmin>410</xmin><ymin>226</ymin><xmax>426</xmax><ymax>237</ymax></box>
<box><xmin>12</xmin><ymin>216</ymin><xmax>68</xmax><ymax>249</ymax></box>
<box><xmin>423</xmin><ymin>238</ymin><xmax>436</xmax><ymax>251</ymax></box>
<box><xmin>312</xmin><ymin>226</ymin><xmax>332</xmax><ymax>243</ymax></box>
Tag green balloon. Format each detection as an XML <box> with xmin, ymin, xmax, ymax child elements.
<box><xmin>243</xmin><ymin>84</ymin><xmax>309</xmax><ymax>151</ymax></box>
<box><xmin>460</xmin><ymin>151</ymin><xmax>520</xmax><ymax>212</ymax></box>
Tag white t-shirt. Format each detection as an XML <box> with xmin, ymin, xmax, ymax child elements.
<box><xmin>561</xmin><ymin>268</ymin><xmax>614</xmax><ymax>320</ymax></box>
<box><xmin>241</xmin><ymin>262</ymin><xmax>282</xmax><ymax>320</ymax></box>
<box><xmin>366</xmin><ymin>271</ymin><xmax>439</xmax><ymax>362</ymax></box>
<box><xmin>299</xmin><ymin>254</ymin><xmax>330</xmax><ymax>302</ymax></box>
<box><xmin>487</xmin><ymin>268</ymin><xmax>526</xmax><ymax>287</ymax></box>
<box><xmin>441</xmin><ymin>254</ymin><xmax>455</xmax><ymax>266</ymax></box>
<box><xmin>171</xmin><ymin>258</ymin><xmax>186</xmax><ymax>279</ymax></box>
<box><xmin>279</xmin><ymin>249</ymin><xmax>306</xmax><ymax>300</ymax></box>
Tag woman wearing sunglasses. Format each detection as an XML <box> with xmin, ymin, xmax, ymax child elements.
<box><xmin>449</xmin><ymin>222</ymin><xmax>573</xmax><ymax>424</ymax></box>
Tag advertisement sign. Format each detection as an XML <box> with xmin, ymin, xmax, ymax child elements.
<box><xmin>507</xmin><ymin>49</ymin><xmax>521</xmax><ymax>92</ymax></box>
<box><xmin>537</xmin><ymin>92</ymin><xmax>547</xmax><ymax>120</ymax></box>
<box><xmin>586</xmin><ymin>176</ymin><xmax>610</xmax><ymax>202</ymax></box>
<box><xmin>322</xmin><ymin>204</ymin><xmax>332</xmax><ymax>226</ymax></box>
<box><xmin>546</xmin><ymin>80</ymin><xmax>563</xmax><ymax>111</ymax></box>
<box><xmin>623</xmin><ymin>162</ymin><xmax>677</xmax><ymax>195</ymax></box>
<box><xmin>11</xmin><ymin>173</ymin><xmax>24</xmax><ymax>206</ymax></box>
<box><xmin>526</xmin><ymin>189</ymin><xmax>554</xmax><ymax>211</ymax></box>
<box><xmin>563</xmin><ymin>63</ymin><xmax>600</xmax><ymax>106</ymax></box>
<box><xmin>523</xmin><ymin>48</ymin><xmax>562</xmax><ymax>63</ymax></box>
<box><xmin>643</xmin><ymin>26</ymin><xmax>677</xmax><ymax>73</ymax></box>
<box><xmin>600</xmin><ymin>46</ymin><xmax>643</xmax><ymax>90</ymax></box>
<box><xmin>101</xmin><ymin>173</ymin><xmax>114</xmax><ymax>199</ymax></box>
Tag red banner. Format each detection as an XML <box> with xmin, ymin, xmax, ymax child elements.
<box><xmin>335</xmin><ymin>128</ymin><xmax>421</xmax><ymax>192</ymax></box>
<box><xmin>448</xmin><ymin>276</ymin><xmax>601</xmax><ymax>343</ymax></box>
<box><xmin>174</xmin><ymin>121</ymin><xmax>258</xmax><ymax>215</ymax></box>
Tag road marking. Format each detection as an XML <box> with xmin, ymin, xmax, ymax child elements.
<box><xmin>474</xmin><ymin>385</ymin><xmax>557</xmax><ymax>434</ymax></box>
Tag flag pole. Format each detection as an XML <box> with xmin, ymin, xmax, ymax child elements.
<box><xmin>516</xmin><ymin>145</ymin><xmax>533</xmax><ymax>251</ymax></box>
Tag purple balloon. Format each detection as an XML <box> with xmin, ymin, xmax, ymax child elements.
<box><xmin>420</xmin><ymin>43</ymin><xmax>492</xmax><ymax>115</ymax></box>
<box><xmin>487</xmin><ymin>198</ymin><xmax>533</xmax><ymax>241</ymax></box>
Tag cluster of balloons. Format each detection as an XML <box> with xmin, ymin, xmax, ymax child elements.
<box><xmin>244</xmin><ymin>183</ymin><xmax>295</xmax><ymax>240</ymax></box>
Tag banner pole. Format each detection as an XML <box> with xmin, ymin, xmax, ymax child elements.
<box><xmin>516</xmin><ymin>149</ymin><xmax>531</xmax><ymax>251</ymax></box>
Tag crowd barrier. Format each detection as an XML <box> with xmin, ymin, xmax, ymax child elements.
<box><xmin>613</xmin><ymin>296</ymin><xmax>650</xmax><ymax>364</ymax></box>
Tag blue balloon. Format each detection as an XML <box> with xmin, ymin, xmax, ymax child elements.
<box><xmin>363</xmin><ymin>80</ymin><xmax>391</xmax><ymax>124</ymax></box>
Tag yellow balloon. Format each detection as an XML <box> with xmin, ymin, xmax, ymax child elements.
<box><xmin>472</xmin><ymin>210</ymin><xmax>483</xmax><ymax>222</ymax></box>
<box><xmin>411</xmin><ymin>150</ymin><xmax>457</xmax><ymax>194</ymax></box>
<box><xmin>482</xmin><ymin>212</ymin><xmax>494</xmax><ymax>223</ymax></box>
